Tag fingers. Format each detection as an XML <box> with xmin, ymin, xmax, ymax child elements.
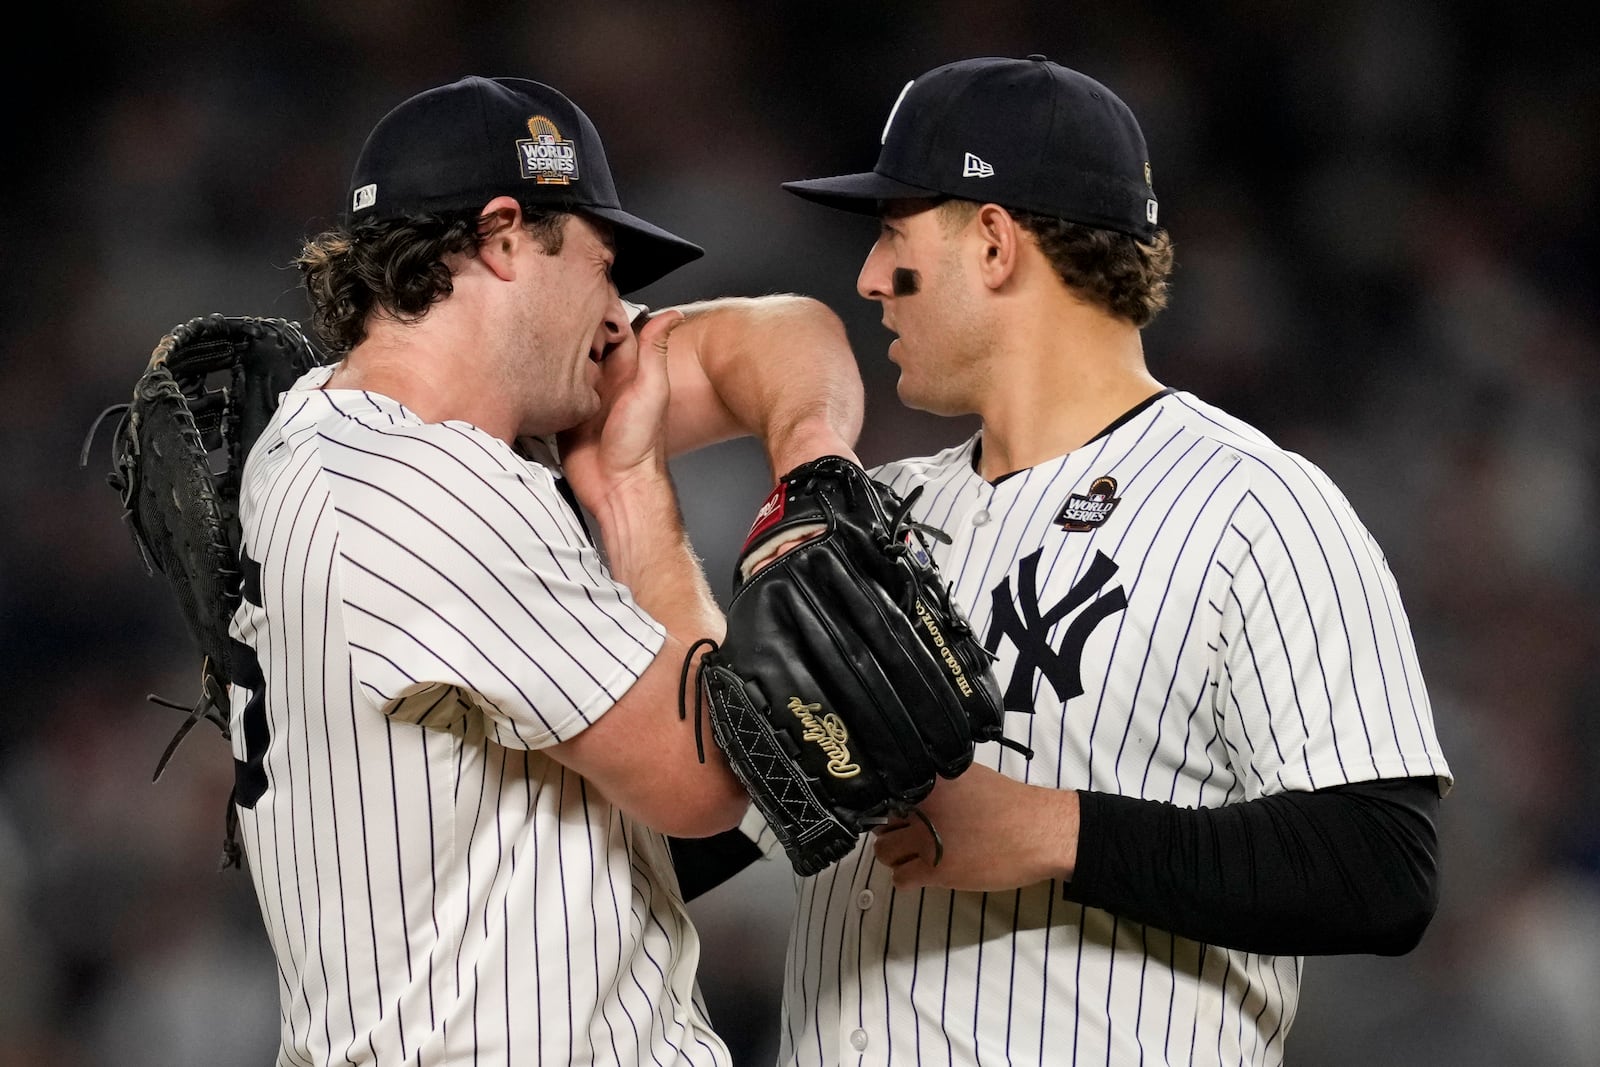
<box><xmin>878</xmin><ymin>842</ymin><xmax>933</xmax><ymax>890</ymax></box>
<box><xmin>618</xmin><ymin>309</ymin><xmax>683</xmax><ymax>399</ymax></box>
<box><xmin>637</xmin><ymin>307</ymin><xmax>684</xmax><ymax>353</ymax></box>
<box><xmin>872</xmin><ymin>822</ymin><xmax>936</xmax><ymax>870</ymax></box>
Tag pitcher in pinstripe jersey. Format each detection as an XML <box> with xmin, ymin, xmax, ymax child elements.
<box><xmin>228</xmin><ymin>76</ymin><xmax>864</xmax><ymax>1066</ymax></box>
<box><xmin>677</xmin><ymin>56</ymin><xmax>1452</xmax><ymax>1066</ymax></box>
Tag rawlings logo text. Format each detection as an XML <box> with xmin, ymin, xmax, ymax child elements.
<box><xmin>788</xmin><ymin>698</ymin><xmax>860</xmax><ymax>778</ymax></box>
<box><xmin>915</xmin><ymin>600</ymin><xmax>974</xmax><ymax>697</ymax></box>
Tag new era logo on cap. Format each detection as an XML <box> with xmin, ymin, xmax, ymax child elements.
<box><xmin>962</xmin><ymin>152</ymin><xmax>994</xmax><ymax>178</ymax></box>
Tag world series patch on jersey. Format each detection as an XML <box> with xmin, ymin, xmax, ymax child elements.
<box><xmin>768</xmin><ymin>390</ymin><xmax>1451</xmax><ymax>1067</ymax></box>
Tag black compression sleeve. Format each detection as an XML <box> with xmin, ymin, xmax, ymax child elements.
<box><xmin>1063</xmin><ymin>777</ymin><xmax>1442</xmax><ymax>956</ymax></box>
<box><xmin>668</xmin><ymin>828</ymin><xmax>765</xmax><ymax>903</ymax></box>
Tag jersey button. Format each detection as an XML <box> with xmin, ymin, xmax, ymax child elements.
<box><xmin>972</xmin><ymin>508</ymin><xmax>991</xmax><ymax>526</ymax></box>
<box><xmin>850</xmin><ymin>1029</ymin><xmax>869</xmax><ymax>1052</ymax></box>
<box><xmin>856</xmin><ymin>889</ymin><xmax>875</xmax><ymax>909</ymax></box>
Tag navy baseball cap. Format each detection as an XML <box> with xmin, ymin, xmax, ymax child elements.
<box><xmin>346</xmin><ymin>75</ymin><xmax>704</xmax><ymax>294</ymax></box>
<box><xmin>783</xmin><ymin>56</ymin><xmax>1159</xmax><ymax>241</ymax></box>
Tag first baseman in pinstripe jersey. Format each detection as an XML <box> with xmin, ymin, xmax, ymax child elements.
<box><xmin>750</xmin><ymin>56</ymin><xmax>1453</xmax><ymax>1065</ymax></box>
<box><xmin>226</xmin><ymin>75</ymin><xmax>868</xmax><ymax>1065</ymax></box>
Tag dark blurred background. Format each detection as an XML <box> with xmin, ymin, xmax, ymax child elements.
<box><xmin>4</xmin><ymin>1</ymin><xmax>1597</xmax><ymax>1064</ymax></box>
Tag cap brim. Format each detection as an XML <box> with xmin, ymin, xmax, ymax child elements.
<box><xmin>585</xmin><ymin>206</ymin><xmax>705</xmax><ymax>294</ymax></box>
<box><xmin>781</xmin><ymin>171</ymin><xmax>944</xmax><ymax>215</ymax></box>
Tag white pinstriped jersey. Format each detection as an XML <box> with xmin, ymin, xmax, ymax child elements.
<box><xmin>768</xmin><ymin>391</ymin><xmax>1452</xmax><ymax>1067</ymax></box>
<box><xmin>229</xmin><ymin>367</ymin><xmax>730</xmax><ymax>1066</ymax></box>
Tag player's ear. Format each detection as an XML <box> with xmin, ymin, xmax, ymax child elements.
<box><xmin>475</xmin><ymin>196</ymin><xmax>524</xmax><ymax>281</ymax></box>
<box><xmin>973</xmin><ymin>203</ymin><xmax>1021</xmax><ymax>290</ymax></box>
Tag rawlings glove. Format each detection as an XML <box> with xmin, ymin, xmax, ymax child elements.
<box><xmin>687</xmin><ymin>455</ymin><xmax>1023</xmax><ymax>877</ymax></box>
<box><xmin>81</xmin><ymin>314</ymin><xmax>321</xmax><ymax>789</ymax></box>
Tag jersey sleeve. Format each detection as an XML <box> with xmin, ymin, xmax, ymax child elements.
<box><xmin>1212</xmin><ymin>452</ymin><xmax>1453</xmax><ymax>797</ymax></box>
<box><xmin>321</xmin><ymin>418</ymin><xmax>665</xmax><ymax>748</ymax></box>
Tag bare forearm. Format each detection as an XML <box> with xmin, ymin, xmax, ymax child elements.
<box><xmin>566</xmin><ymin>473</ymin><xmax>743</xmax><ymax>834</ymax></box>
<box><xmin>664</xmin><ymin>295</ymin><xmax>865</xmax><ymax>474</ymax></box>
<box><xmin>590</xmin><ymin>473</ymin><xmax>724</xmax><ymax>644</ymax></box>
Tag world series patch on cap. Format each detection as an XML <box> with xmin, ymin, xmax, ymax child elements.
<box><xmin>344</xmin><ymin>75</ymin><xmax>703</xmax><ymax>293</ymax></box>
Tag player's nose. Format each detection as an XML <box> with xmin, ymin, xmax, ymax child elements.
<box><xmin>856</xmin><ymin>238</ymin><xmax>893</xmax><ymax>303</ymax></box>
<box><xmin>599</xmin><ymin>297</ymin><xmax>630</xmax><ymax>343</ymax></box>
<box><xmin>588</xmin><ymin>297</ymin><xmax>632</xmax><ymax>362</ymax></box>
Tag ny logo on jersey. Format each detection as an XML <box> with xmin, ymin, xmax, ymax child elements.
<box><xmin>984</xmin><ymin>549</ymin><xmax>1128</xmax><ymax>708</ymax></box>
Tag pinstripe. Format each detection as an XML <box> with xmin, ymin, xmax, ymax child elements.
<box><xmin>1235</xmin><ymin>501</ymin><xmax>1345</xmax><ymax>768</ymax></box>
<box><xmin>909</xmin><ymin>889</ymin><xmax>929</xmax><ymax>1067</ymax></box>
<box><xmin>340</xmin><ymin>621</ymin><xmax>385</xmax><ymax>1065</ymax></box>
<box><xmin>324</xmin><ymin>433</ymin><xmax>654</xmax><ymax>671</ymax></box>
<box><xmin>279</xmin><ymin>470</ymin><xmax>329</xmax><ymax>1060</ymax></box>
<box><xmin>254</xmin><ymin>435</ymin><xmax>320</xmax><ymax>1058</ymax></box>
<box><xmin>303</xmin><ymin>501</ymin><xmax>364</xmax><ymax>1067</ymax></box>
<box><xmin>554</xmin><ymin>768</ymin><xmax>577</xmax><ymax>1062</ymax></box>
<box><xmin>938</xmin><ymin>891</ymin><xmax>958</xmax><ymax>1065</ymax></box>
<box><xmin>776</xmin><ymin>391</ymin><xmax>1450</xmax><ymax>1066</ymax></box>
<box><xmin>597</xmin><ymin>818</ymin><xmax>655</xmax><ymax>1067</ymax></box>
<box><xmin>1102</xmin><ymin>440</ymin><xmax>1220</xmax><ymax>787</ymax></box>
<box><xmin>1147</xmin><ymin>488</ymin><xmax>1238</xmax><ymax>803</ymax></box>
<box><xmin>618</xmin><ymin>838</ymin><xmax>662</xmax><ymax>1061</ymax></box>
<box><xmin>948</xmin><ymin>483</ymin><xmax>994</xmax><ymax>601</ymax></box>
<box><xmin>327</xmin><ymin>489</ymin><xmax>589</xmax><ymax>725</ymax></box>
<box><xmin>1177</xmin><ymin>399</ymin><xmax>1448</xmax><ymax>779</ymax></box>
<box><xmin>229</xmin><ymin>369</ymin><xmax>729</xmax><ymax>1066</ymax></box>
<box><xmin>339</xmin><ymin>555</ymin><xmax>553</xmax><ymax>741</ymax></box>
<box><xmin>1231</xmin><ymin>526</ymin><xmax>1319</xmax><ymax>778</ymax></box>
<box><xmin>1218</xmin><ymin>576</ymin><xmax>1281</xmax><ymax>792</ymax></box>
<box><xmin>838</xmin><ymin>849</ymin><xmax>867</xmax><ymax>1067</ymax></box>
<box><xmin>1076</xmin><ymin>434</ymin><xmax>1208</xmax><ymax>791</ymax></box>
<box><xmin>1133</xmin><ymin>471</ymin><xmax>1234</xmax><ymax>798</ymax></box>
<box><xmin>877</xmin><ymin>874</ymin><xmax>901</xmax><ymax>1064</ymax></box>
<box><xmin>1247</xmin><ymin>497</ymin><xmax>1370</xmax><ymax>770</ymax></box>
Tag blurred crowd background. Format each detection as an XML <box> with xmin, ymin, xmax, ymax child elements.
<box><xmin>3</xmin><ymin>1</ymin><xmax>1597</xmax><ymax>1064</ymax></box>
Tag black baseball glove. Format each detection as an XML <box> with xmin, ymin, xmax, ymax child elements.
<box><xmin>686</xmin><ymin>455</ymin><xmax>1023</xmax><ymax>877</ymax></box>
<box><xmin>82</xmin><ymin>314</ymin><xmax>321</xmax><ymax>786</ymax></box>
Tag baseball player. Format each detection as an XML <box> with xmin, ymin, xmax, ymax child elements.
<box><xmin>229</xmin><ymin>76</ymin><xmax>862</xmax><ymax>1065</ymax></box>
<box><xmin>674</xmin><ymin>56</ymin><xmax>1453</xmax><ymax>1065</ymax></box>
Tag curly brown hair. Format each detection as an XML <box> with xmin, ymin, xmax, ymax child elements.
<box><xmin>295</xmin><ymin>208</ymin><xmax>568</xmax><ymax>355</ymax></box>
<box><xmin>938</xmin><ymin>200</ymin><xmax>1174</xmax><ymax>327</ymax></box>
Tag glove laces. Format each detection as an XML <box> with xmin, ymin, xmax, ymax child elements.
<box><xmin>882</xmin><ymin>484</ymin><xmax>951</xmax><ymax>552</ymax></box>
<box><xmin>678</xmin><ymin>636</ymin><xmax>718</xmax><ymax>764</ymax></box>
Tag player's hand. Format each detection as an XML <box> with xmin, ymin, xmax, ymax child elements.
<box><xmin>871</xmin><ymin>764</ymin><xmax>1079</xmax><ymax>892</ymax></box>
<box><xmin>560</xmin><ymin>308</ymin><xmax>684</xmax><ymax>512</ymax></box>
